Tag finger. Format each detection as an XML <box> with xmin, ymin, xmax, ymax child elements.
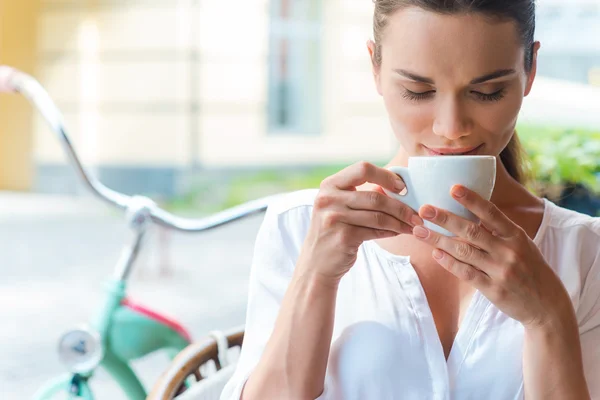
<box><xmin>344</xmin><ymin>190</ymin><xmax>424</xmax><ymax>227</ymax></box>
<box><xmin>341</xmin><ymin>210</ymin><xmax>414</xmax><ymax>235</ymax></box>
<box><xmin>350</xmin><ymin>225</ymin><xmax>402</xmax><ymax>242</ymax></box>
<box><xmin>324</xmin><ymin>161</ymin><xmax>406</xmax><ymax>193</ymax></box>
<box><xmin>431</xmin><ymin>249</ymin><xmax>491</xmax><ymax>288</ymax></box>
<box><xmin>412</xmin><ymin>226</ymin><xmax>493</xmax><ymax>273</ymax></box>
<box><xmin>372</xmin><ymin>185</ymin><xmax>386</xmax><ymax>195</ymax></box>
<box><xmin>418</xmin><ymin>205</ymin><xmax>494</xmax><ymax>251</ymax></box>
<box><xmin>450</xmin><ymin>185</ymin><xmax>517</xmax><ymax>238</ymax></box>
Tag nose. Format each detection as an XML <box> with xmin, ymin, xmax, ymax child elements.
<box><xmin>432</xmin><ymin>97</ymin><xmax>472</xmax><ymax>140</ymax></box>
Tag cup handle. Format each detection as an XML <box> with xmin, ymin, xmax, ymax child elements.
<box><xmin>383</xmin><ymin>166</ymin><xmax>420</xmax><ymax>212</ymax></box>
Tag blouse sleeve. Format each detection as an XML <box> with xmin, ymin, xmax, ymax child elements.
<box><xmin>220</xmin><ymin>202</ymin><xmax>326</xmax><ymax>399</ymax></box>
<box><xmin>577</xmin><ymin>229</ymin><xmax>600</xmax><ymax>398</ymax></box>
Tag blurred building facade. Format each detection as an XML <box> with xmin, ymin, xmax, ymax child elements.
<box><xmin>1</xmin><ymin>0</ymin><xmax>599</xmax><ymax>196</ymax></box>
<box><xmin>29</xmin><ymin>0</ymin><xmax>394</xmax><ymax>196</ymax></box>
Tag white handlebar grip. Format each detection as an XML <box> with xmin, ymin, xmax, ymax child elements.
<box><xmin>0</xmin><ymin>66</ymin><xmax>16</xmax><ymax>93</ymax></box>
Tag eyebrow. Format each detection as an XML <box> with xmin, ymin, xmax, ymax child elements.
<box><xmin>470</xmin><ymin>69</ymin><xmax>517</xmax><ymax>84</ymax></box>
<box><xmin>394</xmin><ymin>68</ymin><xmax>517</xmax><ymax>85</ymax></box>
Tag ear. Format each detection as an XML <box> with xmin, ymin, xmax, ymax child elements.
<box><xmin>524</xmin><ymin>41</ymin><xmax>541</xmax><ymax>97</ymax></box>
<box><xmin>367</xmin><ymin>40</ymin><xmax>383</xmax><ymax>96</ymax></box>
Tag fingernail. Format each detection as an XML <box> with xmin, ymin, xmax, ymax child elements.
<box><xmin>433</xmin><ymin>249</ymin><xmax>444</xmax><ymax>260</ymax></box>
<box><xmin>413</xmin><ymin>226</ymin><xmax>429</xmax><ymax>239</ymax></box>
<box><xmin>411</xmin><ymin>215</ymin><xmax>424</xmax><ymax>227</ymax></box>
<box><xmin>395</xmin><ymin>177</ymin><xmax>405</xmax><ymax>192</ymax></box>
<box><xmin>421</xmin><ymin>206</ymin><xmax>436</xmax><ymax>219</ymax></box>
<box><xmin>452</xmin><ymin>186</ymin><xmax>466</xmax><ymax>198</ymax></box>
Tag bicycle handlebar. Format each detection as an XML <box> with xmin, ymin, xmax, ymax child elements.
<box><xmin>0</xmin><ymin>66</ymin><xmax>275</xmax><ymax>232</ymax></box>
<box><xmin>0</xmin><ymin>66</ymin><xmax>16</xmax><ymax>93</ymax></box>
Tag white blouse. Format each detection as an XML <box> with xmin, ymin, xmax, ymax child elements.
<box><xmin>221</xmin><ymin>189</ymin><xmax>600</xmax><ymax>400</ymax></box>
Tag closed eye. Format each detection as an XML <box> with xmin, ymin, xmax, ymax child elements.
<box><xmin>402</xmin><ymin>89</ymin><xmax>435</xmax><ymax>101</ymax></box>
<box><xmin>471</xmin><ymin>89</ymin><xmax>506</xmax><ymax>102</ymax></box>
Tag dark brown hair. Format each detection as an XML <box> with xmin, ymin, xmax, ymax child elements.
<box><xmin>372</xmin><ymin>0</ymin><xmax>536</xmax><ymax>183</ymax></box>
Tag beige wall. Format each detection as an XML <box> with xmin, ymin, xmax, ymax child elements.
<box><xmin>0</xmin><ymin>0</ymin><xmax>40</xmax><ymax>190</ymax></box>
<box><xmin>35</xmin><ymin>0</ymin><xmax>195</xmax><ymax>167</ymax></box>
<box><xmin>34</xmin><ymin>0</ymin><xmax>395</xmax><ymax>170</ymax></box>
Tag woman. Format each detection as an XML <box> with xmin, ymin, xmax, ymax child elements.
<box><xmin>222</xmin><ymin>1</ymin><xmax>599</xmax><ymax>399</ymax></box>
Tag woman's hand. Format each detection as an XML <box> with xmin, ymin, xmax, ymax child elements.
<box><xmin>299</xmin><ymin>161</ymin><xmax>424</xmax><ymax>285</ymax></box>
<box><xmin>411</xmin><ymin>184</ymin><xmax>573</xmax><ymax>329</ymax></box>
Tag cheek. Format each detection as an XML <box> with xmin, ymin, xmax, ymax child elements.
<box><xmin>474</xmin><ymin>92</ymin><xmax>523</xmax><ymax>144</ymax></box>
<box><xmin>381</xmin><ymin>83</ymin><xmax>433</xmax><ymax>142</ymax></box>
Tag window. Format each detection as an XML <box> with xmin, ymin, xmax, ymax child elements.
<box><xmin>268</xmin><ymin>0</ymin><xmax>322</xmax><ymax>135</ymax></box>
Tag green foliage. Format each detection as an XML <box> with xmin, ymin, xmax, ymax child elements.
<box><xmin>517</xmin><ymin>124</ymin><xmax>600</xmax><ymax>193</ymax></box>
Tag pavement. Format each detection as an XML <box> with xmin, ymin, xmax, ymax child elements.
<box><xmin>0</xmin><ymin>192</ymin><xmax>265</xmax><ymax>399</ymax></box>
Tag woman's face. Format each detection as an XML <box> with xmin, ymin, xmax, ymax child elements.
<box><xmin>369</xmin><ymin>7</ymin><xmax>540</xmax><ymax>156</ymax></box>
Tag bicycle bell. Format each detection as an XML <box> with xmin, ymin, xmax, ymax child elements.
<box><xmin>57</xmin><ymin>325</ymin><xmax>104</xmax><ymax>374</ymax></box>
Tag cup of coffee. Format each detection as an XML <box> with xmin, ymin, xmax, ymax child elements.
<box><xmin>383</xmin><ymin>155</ymin><xmax>497</xmax><ymax>236</ymax></box>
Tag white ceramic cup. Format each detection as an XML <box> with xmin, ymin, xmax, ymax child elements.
<box><xmin>383</xmin><ymin>155</ymin><xmax>497</xmax><ymax>236</ymax></box>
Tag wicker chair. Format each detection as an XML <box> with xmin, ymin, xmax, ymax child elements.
<box><xmin>148</xmin><ymin>326</ymin><xmax>244</xmax><ymax>400</ymax></box>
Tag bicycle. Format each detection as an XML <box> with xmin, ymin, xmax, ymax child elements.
<box><xmin>0</xmin><ymin>66</ymin><xmax>280</xmax><ymax>399</ymax></box>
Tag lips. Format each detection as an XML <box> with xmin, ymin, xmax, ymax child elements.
<box><xmin>424</xmin><ymin>144</ymin><xmax>483</xmax><ymax>156</ymax></box>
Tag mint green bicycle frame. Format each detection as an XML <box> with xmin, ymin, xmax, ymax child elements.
<box><xmin>31</xmin><ymin>196</ymin><xmax>270</xmax><ymax>400</ymax></box>
<box><xmin>34</xmin><ymin>227</ymin><xmax>191</xmax><ymax>400</ymax></box>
